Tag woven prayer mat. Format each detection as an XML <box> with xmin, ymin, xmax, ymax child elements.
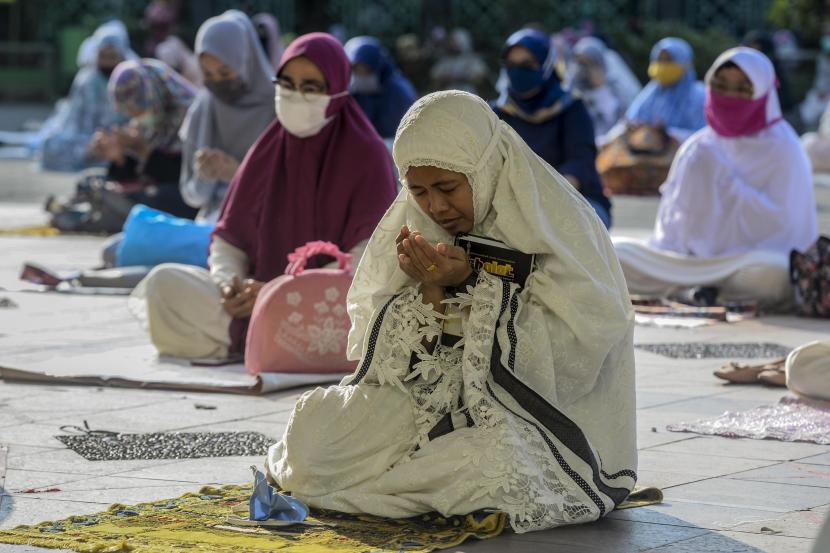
<box><xmin>0</xmin><ymin>485</ymin><xmax>505</xmax><ymax>552</ymax></box>
<box><xmin>0</xmin><ymin>485</ymin><xmax>663</xmax><ymax>552</ymax></box>
<box><xmin>0</xmin><ymin>225</ymin><xmax>59</xmax><ymax>237</ymax></box>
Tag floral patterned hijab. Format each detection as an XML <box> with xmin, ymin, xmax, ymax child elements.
<box><xmin>109</xmin><ymin>59</ymin><xmax>197</xmax><ymax>151</ymax></box>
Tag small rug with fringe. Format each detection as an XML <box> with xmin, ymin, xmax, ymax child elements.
<box><xmin>667</xmin><ymin>396</ymin><xmax>830</xmax><ymax>444</ymax></box>
<box><xmin>0</xmin><ymin>485</ymin><xmax>662</xmax><ymax>552</ymax></box>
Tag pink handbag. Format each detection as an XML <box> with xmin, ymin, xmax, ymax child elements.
<box><xmin>245</xmin><ymin>241</ymin><xmax>358</xmax><ymax>375</ymax></box>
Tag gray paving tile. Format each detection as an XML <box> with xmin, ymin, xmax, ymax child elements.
<box><xmin>245</xmin><ymin>410</ymin><xmax>295</xmax><ymax>424</ymax></box>
<box><xmin>0</xmin><ymin>423</ymin><xmax>71</xmax><ymax>448</ymax></box>
<box><xmin>611</xmin><ymin>504</ymin><xmax>829</xmax><ymax>543</ymax></box>
<box><xmin>3</xmin><ymin>469</ymin><xmax>102</xmax><ymax>493</ymax></box>
<box><xmin>442</xmin><ymin>535</ymin><xmax>585</xmax><ymax>553</ymax></box>
<box><xmin>4</xmin><ymin>445</ymin><xmax>66</xmax><ymax>461</ymax></box>
<box><xmin>638</xmin><ymin>450</ymin><xmax>778</xmax><ymax>481</ymax></box>
<box><xmin>48</xmin><ymin>397</ymin><xmax>289</xmax><ymax>435</ymax></box>
<box><xmin>0</xmin><ymin>495</ymin><xmax>109</xmax><ymax>530</ymax></box>
<box><xmin>647</xmin><ymin>436</ymin><xmax>830</xmax><ymax>461</ymax></box>
<box><xmin>511</xmin><ymin>517</ymin><xmax>710</xmax><ymax>551</ymax></box>
<box><xmin>0</xmin><ymin>386</ymin><xmax>175</xmax><ymax>416</ymax></box>
<box><xmin>644</xmin><ymin>529</ymin><xmax>813</xmax><ymax>552</ymax></box>
<box><xmin>9</xmin><ymin>476</ymin><xmax>199</xmax><ymax>506</ymax></box>
<box><xmin>641</xmin><ymin>395</ymin><xmax>785</xmax><ymax>420</ymax></box>
<box><xmin>728</xmin><ymin>505</ymin><xmax>829</xmax><ymax>539</ymax></box>
<box><xmin>801</xmin><ymin>452</ymin><xmax>830</xmax><ymax>466</ymax></box>
<box><xmin>5</xmin><ymin>448</ymin><xmax>179</xmax><ymax>477</ymax></box>
<box><xmin>637</xmin><ymin>428</ymin><xmax>697</xmax><ymax>450</ymax></box>
<box><xmin>114</xmin><ymin>455</ymin><xmax>261</xmax><ymax>484</ymax></box>
<box><xmin>635</xmin><ymin>469</ymin><xmax>711</xmax><ymax>490</ymax></box>
<box><xmin>637</xmin><ymin>391</ymin><xmax>704</xmax><ymax>409</ymax></box>
<box><xmin>730</xmin><ymin>462</ymin><xmax>830</xmax><ymax>489</ymax></box>
<box><xmin>666</xmin><ymin>477</ymin><xmax>830</xmax><ymax>512</ymax></box>
<box><xmin>607</xmin><ymin>502</ymin><xmax>788</xmax><ymax>532</ymax></box>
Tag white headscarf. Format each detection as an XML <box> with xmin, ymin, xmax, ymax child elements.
<box><xmin>347</xmin><ymin>91</ymin><xmax>632</xmax><ymax>401</ymax></box>
<box><xmin>705</xmin><ymin>46</ymin><xmax>782</xmax><ymax>124</ymax></box>
<box><xmin>652</xmin><ymin>47</ymin><xmax>817</xmax><ymax>257</ymax></box>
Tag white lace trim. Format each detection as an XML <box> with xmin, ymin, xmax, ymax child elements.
<box><xmin>359</xmin><ymin>274</ymin><xmax>602</xmax><ymax>532</ymax></box>
<box><xmin>455</xmin><ymin>271</ymin><xmax>601</xmax><ymax>532</ymax></box>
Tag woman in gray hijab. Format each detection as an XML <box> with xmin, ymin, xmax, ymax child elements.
<box><xmin>179</xmin><ymin>10</ymin><xmax>276</xmax><ymax>222</ymax></box>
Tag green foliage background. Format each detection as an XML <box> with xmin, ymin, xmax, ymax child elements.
<box><xmin>769</xmin><ymin>0</ymin><xmax>829</xmax><ymax>46</ymax></box>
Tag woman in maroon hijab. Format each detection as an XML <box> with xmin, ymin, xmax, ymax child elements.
<box><xmin>133</xmin><ymin>33</ymin><xmax>398</xmax><ymax>359</ymax></box>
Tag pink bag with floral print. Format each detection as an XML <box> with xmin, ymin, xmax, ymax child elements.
<box><xmin>245</xmin><ymin>241</ymin><xmax>358</xmax><ymax>374</ymax></box>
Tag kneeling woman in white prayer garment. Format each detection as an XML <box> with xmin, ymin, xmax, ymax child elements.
<box><xmin>786</xmin><ymin>340</ymin><xmax>830</xmax><ymax>404</ymax></box>
<box><xmin>614</xmin><ymin>47</ymin><xmax>818</xmax><ymax>308</ymax></box>
<box><xmin>266</xmin><ymin>90</ymin><xmax>637</xmax><ymax>532</ymax></box>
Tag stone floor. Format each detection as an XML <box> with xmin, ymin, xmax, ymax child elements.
<box><xmin>0</xmin><ymin>157</ymin><xmax>829</xmax><ymax>552</ymax></box>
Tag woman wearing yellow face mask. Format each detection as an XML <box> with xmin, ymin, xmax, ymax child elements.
<box><xmin>620</xmin><ymin>37</ymin><xmax>706</xmax><ymax>144</ymax></box>
<box><xmin>648</xmin><ymin>56</ymin><xmax>685</xmax><ymax>87</ymax></box>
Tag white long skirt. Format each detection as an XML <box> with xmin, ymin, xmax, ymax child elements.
<box><xmin>129</xmin><ymin>263</ymin><xmax>232</xmax><ymax>359</ymax></box>
<box><xmin>613</xmin><ymin>237</ymin><xmax>792</xmax><ymax>307</ymax></box>
<box><xmin>267</xmin><ymin>383</ymin><xmax>514</xmax><ymax>519</ymax></box>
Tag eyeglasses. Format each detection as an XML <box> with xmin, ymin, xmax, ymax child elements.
<box><xmin>273</xmin><ymin>76</ymin><xmax>327</xmax><ymax>99</ymax></box>
<box><xmin>710</xmin><ymin>79</ymin><xmax>754</xmax><ymax>97</ymax></box>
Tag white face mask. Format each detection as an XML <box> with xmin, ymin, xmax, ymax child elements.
<box><xmin>275</xmin><ymin>85</ymin><xmax>349</xmax><ymax>138</ymax></box>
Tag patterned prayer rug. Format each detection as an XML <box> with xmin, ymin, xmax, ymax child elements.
<box><xmin>0</xmin><ymin>485</ymin><xmax>663</xmax><ymax>552</ymax></box>
<box><xmin>0</xmin><ymin>485</ymin><xmax>505</xmax><ymax>552</ymax></box>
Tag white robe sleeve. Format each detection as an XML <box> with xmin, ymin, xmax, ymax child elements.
<box><xmin>208</xmin><ymin>236</ymin><xmax>249</xmax><ymax>286</ymax></box>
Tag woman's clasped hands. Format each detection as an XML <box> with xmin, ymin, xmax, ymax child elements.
<box><xmin>395</xmin><ymin>225</ymin><xmax>472</xmax><ymax>288</ymax></box>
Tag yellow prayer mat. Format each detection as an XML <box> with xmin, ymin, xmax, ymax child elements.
<box><xmin>0</xmin><ymin>225</ymin><xmax>60</xmax><ymax>237</ymax></box>
<box><xmin>0</xmin><ymin>485</ymin><xmax>506</xmax><ymax>552</ymax></box>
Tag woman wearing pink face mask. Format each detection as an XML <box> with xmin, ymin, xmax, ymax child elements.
<box><xmin>613</xmin><ymin>47</ymin><xmax>818</xmax><ymax>309</ymax></box>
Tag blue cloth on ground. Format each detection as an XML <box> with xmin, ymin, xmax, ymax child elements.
<box><xmin>249</xmin><ymin>466</ymin><xmax>308</xmax><ymax>522</ymax></box>
<box><xmin>116</xmin><ymin>205</ymin><xmax>213</xmax><ymax>268</ymax></box>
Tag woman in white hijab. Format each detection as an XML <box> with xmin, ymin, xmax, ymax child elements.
<box><xmin>267</xmin><ymin>90</ymin><xmax>637</xmax><ymax>532</ymax></box>
<box><xmin>614</xmin><ymin>47</ymin><xmax>817</xmax><ymax>308</ymax></box>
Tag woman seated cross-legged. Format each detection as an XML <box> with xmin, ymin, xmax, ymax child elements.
<box><xmin>614</xmin><ymin>47</ymin><xmax>818</xmax><ymax>309</ymax></box>
<box><xmin>267</xmin><ymin>90</ymin><xmax>637</xmax><ymax>532</ymax></box>
<box><xmin>131</xmin><ymin>33</ymin><xmax>397</xmax><ymax>359</ymax></box>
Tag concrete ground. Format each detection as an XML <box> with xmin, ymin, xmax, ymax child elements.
<box><xmin>1</xmin><ymin>140</ymin><xmax>830</xmax><ymax>551</ymax></box>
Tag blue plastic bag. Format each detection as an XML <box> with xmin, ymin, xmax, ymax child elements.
<box><xmin>116</xmin><ymin>205</ymin><xmax>214</xmax><ymax>268</ymax></box>
<box><xmin>249</xmin><ymin>466</ymin><xmax>308</xmax><ymax>522</ymax></box>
